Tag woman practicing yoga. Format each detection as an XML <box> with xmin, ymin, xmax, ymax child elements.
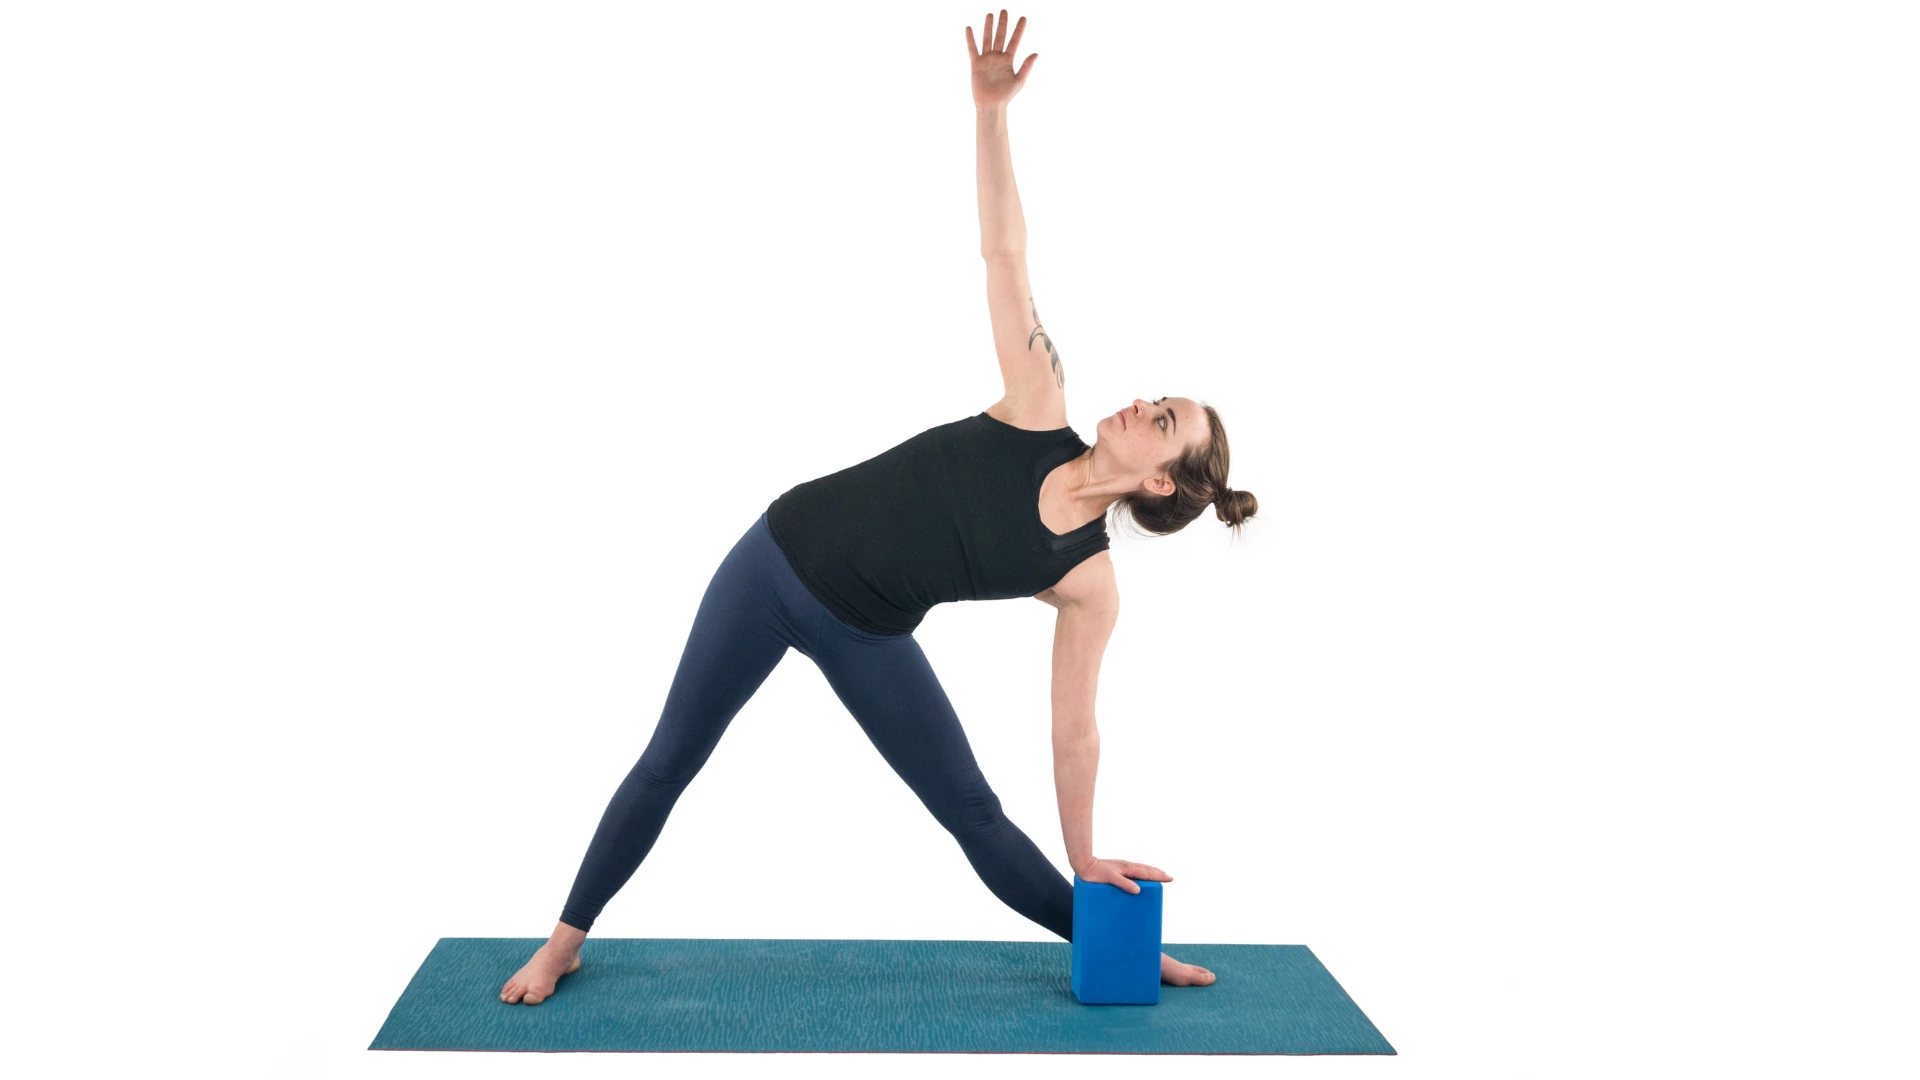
<box><xmin>502</xmin><ymin>12</ymin><xmax>1256</xmax><ymax>1005</ymax></box>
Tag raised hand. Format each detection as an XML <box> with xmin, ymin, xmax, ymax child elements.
<box><xmin>965</xmin><ymin>10</ymin><xmax>1037</xmax><ymax>108</ymax></box>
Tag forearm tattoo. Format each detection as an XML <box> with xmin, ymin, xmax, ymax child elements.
<box><xmin>1027</xmin><ymin>296</ymin><xmax>1064</xmax><ymax>389</ymax></box>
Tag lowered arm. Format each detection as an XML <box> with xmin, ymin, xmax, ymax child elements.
<box><xmin>1046</xmin><ymin>584</ymin><xmax>1118</xmax><ymax>878</ymax></box>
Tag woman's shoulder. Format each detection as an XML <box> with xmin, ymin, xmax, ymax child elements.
<box><xmin>1046</xmin><ymin>549</ymin><xmax>1118</xmax><ymax>613</ymax></box>
<box><xmin>982</xmin><ymin>397</ymin><xmax>1071</xmax><ymax>433</ymax></box>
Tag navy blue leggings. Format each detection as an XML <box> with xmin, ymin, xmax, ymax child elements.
<box><xmin>558</xmin><ymin>511</ymin><xmax>1074</xmax><ymax>940</ymax></box>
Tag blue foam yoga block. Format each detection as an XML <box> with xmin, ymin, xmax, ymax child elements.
<box><xmin>1070</xmin><ymin>874</ymin><xmax>1162</xmax><ymax>1005</ymax></box>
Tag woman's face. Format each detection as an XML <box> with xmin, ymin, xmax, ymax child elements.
<box><xmin>1095</xmin><ymin>396</ymin><xmax>1208</xmax><ymax>495</ymax></box>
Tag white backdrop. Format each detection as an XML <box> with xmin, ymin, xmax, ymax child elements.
<box><xmin>3</xmin><ymin>2</ymin><xmax>1914</xmax><ymax>1077</ymax></box>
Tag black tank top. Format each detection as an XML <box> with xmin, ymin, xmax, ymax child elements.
<box><xmin>765</xmin><ymin>411</ymin><xmax>1111</xmax><ymax>636</ymax></box>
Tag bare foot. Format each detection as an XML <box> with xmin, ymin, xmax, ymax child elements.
<box><xmin>501</xmin><ymin>942</ymin><xmax>582</xmax><ymax>1005</ymax></box>
<box><xmin>1161</xmin><ymin>951</ymin><xmax>1217</xmax><ymax>986</ymax></box>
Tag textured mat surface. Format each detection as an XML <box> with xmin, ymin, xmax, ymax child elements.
<box><xmin>369</xmin><ymin>937</ymin><xmax>1394</xmax><ymax>1055</ymax></box>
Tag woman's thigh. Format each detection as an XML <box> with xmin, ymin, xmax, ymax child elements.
<box><xmin>807</xmin><ymin>630</ymin><xmax>1006</xmax><ymax>833</ymax></box>
<box><xmin>637</xmin><ymin>517</ymin><xmax>806</xmax><ymax>781</ymax></box>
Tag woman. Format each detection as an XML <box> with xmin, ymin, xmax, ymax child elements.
<box><xmin>502</xmin><ymin>11</ymin><xmax>1255</xmax><ymax>1005</ymax></box>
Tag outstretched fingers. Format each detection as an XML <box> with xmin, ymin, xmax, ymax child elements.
<box><xmin>970</xmin><ymin>11</ymin><xmax>1025</xmax><ymax>57</ymax></box>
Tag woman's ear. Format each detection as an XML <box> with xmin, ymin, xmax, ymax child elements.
<box><xmin>1143</xmin><ymin>474</ymin><xmax>1176</xmax><ymax>498</ymax></box>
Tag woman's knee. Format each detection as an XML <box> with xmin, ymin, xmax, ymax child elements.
<box><xmin>629</xmin><ymin>749</ymin><xmax>705</xmax><ymax>791</ymax></box>
<box><xmin>934</xmin><ymin>775</ymin><xmax>1009</xmax><ymax>835</ymax></box>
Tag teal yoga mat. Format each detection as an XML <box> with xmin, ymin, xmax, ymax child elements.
<box><xmin>369</xmin><ymin>937</ymin><xmax>1395</xmax><ymax>1055</ymax></box>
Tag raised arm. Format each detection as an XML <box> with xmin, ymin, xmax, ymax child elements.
<box><xmin>968</xmin><ymin>14</ymin><xmax>1065</xmax><ymax>414</ymax></box>
<box><xmin>969</xmin><ymin>13</ymin><xmax>1035</xmax><ymax>256</ymax></box>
